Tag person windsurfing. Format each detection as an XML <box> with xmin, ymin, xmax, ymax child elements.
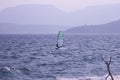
<box><xmin>56</xmin><ymin>31</ymin><xmax>64</xmax><ymax>49</ymax></box>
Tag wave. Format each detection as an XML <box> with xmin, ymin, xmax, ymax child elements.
<box><xmin>57</xmin><ymin>75</ymin><xmax>120</xmax><ymax>80</ymax></box>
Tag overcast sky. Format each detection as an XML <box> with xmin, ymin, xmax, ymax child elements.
<box><xmin>0</xmin><ymin>0</ymin><xmax>120</xmax><ymax>12</ymax></box>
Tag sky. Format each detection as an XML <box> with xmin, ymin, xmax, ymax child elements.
<box><xmin>0</xmin><ymin>0</ymin><xmax>120</xmax><ymax>12</ymax></box>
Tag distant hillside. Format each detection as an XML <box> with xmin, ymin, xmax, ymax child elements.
<box><xmin>65</xmin><ymin>20</ymin><xmax>120</xmax><ymax>34</ymax></box>
<box><xmin>0</xmin><ymin>5</ymin><xmax>67</xmax><ymax>25</ymax></box>
<box><xmin>0</xmin><ymin>23</ymin><xmax>68</xmax><ymax>34</ymax></box>
<box><xmin>0</xmin><ymin>4</ymin><xmax>120</xmax><ymax>26</ymax></box>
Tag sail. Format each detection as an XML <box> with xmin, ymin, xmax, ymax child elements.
<box><xmin>56</xmin><ymin>31</ymin><xmax>64</xmax><ymax>48</ymax></box>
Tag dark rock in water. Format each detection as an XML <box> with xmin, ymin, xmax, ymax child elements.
<box><xmin>82</xmin><ymin>54</ymin><xmax>100</xmax><ymax>63</ymax></box>
<box><xmin>91</xmin><ymin>67</ymin><xmax>106</xmax><ymax>76</ymax></box>
<box><xmin>0</xmin><ymin>67</ymin><xmax>13</xmax><ymax>78</ymax></box>
<box><xmin>33</xmin><ymin>73</ymin><xmax>56</xmax><ymax>80</ymax></box>
<box><xmin>11</xmin><ymin>55</ymin><xmax>19</xmax><ymax>59</ymax></box>
<box><xmin>0</xmin><ymin>55</ymin><xmax>9</xmax><ymax>59</ymax></box>
<box><xmin>19</xmin><ymin>67</ymin><xmax>30</xmax><ymax>75</ymax></box>
<box><xmin>29</xmin><ymin>56</ymin><xmax>36</xmax><ymax>60</ymax></box>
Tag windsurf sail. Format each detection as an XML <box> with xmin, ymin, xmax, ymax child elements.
<box><xmin>56</xmin><ymin>31</ymin><xmax>64</xmax><ymax>48</ymax></box>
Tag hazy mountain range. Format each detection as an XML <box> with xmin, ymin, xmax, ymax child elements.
<box><xmin>0</xmin><ymin>23</ymin><xmax>68</xmax><ymax>34</ymax></box>
<box><xmin>0</xmin><ymin>4</ymin><xmax>120</xmax><ymax>34</ymax></box>
<box><xmin>0</xmin><ymin>4</ymin><xmax>120</xmax><ymax>26</ymax></box>
<box><xmin>65</xmin><ymin>20</ymin><xmax>120</xmax><ymax>34</ymax></box>
<box><xmin>0</xmin><ymin>19</ymin><xmax>120</xmax><ymax>34</ymax></box>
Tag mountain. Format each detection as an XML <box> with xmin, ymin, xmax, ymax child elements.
<box><xmin>0</xmin><ymin>4</ymin><xmax>120</xmax><ymax>26</ymax></box>
<box><xmin>69</xmin><ymin>4</ymin><xmax>120</xmax><ymax>25</ymax></box>
<box><xmin>0</xmin><ymin>5</ymin><xmax>67</xmax><ymax>25</ymax></box>
<box><xmin>65</xmin><ymin>20</ymin><xmax>120</xmax><ymax>34</ymax></box>
<box><xmin>0</xmin><ymin>23</ymin><xmax>68</xmax><ymax>34</ymax></box>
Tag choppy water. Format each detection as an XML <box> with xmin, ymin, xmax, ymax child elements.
<box><xmin>0</xmin><ymin>34</ymin><xmax>120</xmax><ymax>80</ymax></box>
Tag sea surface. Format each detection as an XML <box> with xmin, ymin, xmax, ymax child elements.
<box><xmin>0</xmin><ymin>34</ymin><xmax>120</xmax><ymax>80</ymax></box>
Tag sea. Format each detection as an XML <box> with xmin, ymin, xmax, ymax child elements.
<box><xmin>0</xmin><ymin>34</ymin><xmax>120</xmax><ymax>80</ymax></box>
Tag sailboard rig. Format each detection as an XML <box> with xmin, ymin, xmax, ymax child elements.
<box><xmin>56</xmin><ymin>31</ymin><xmax>64</xmax><ymax>49</ymax></box>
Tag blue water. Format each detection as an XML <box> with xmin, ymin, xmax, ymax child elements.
<box><xmin>0</xmin><ymin>34</ymin><xmax>120</xmax><ymax>80</ymax></box>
